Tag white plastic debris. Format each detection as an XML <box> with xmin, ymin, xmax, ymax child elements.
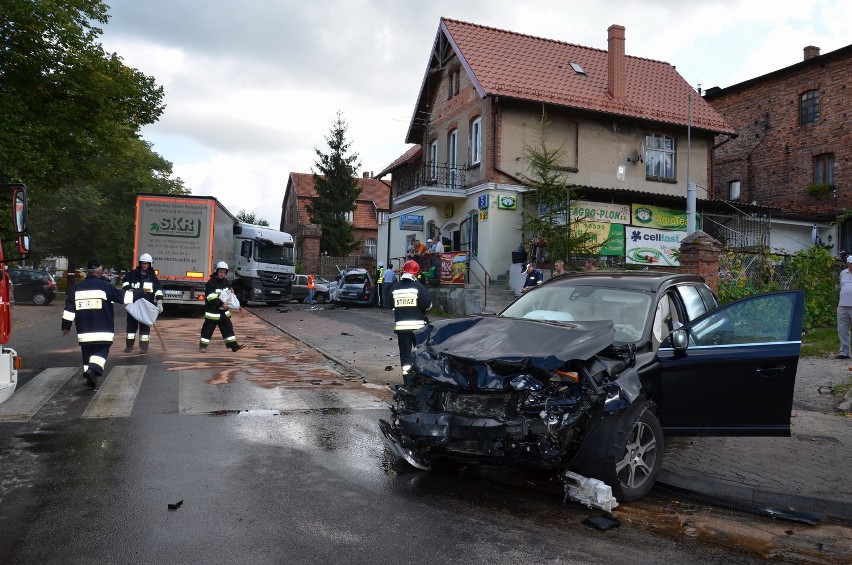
<box><xmin>563</xmin><ymin>470</ymin><xmax>619</xmax><ymax>512</ymax></box>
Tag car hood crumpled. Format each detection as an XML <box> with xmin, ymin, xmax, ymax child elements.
<box><xmin>413</xmin><ymin>316</ymin><xmax>615</xmax><ymax>390</ymax></box>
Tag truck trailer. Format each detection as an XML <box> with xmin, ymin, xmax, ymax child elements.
<box><xmin>134</xmin><ymin>194</ymin><xmax>295</xmax><ymax>308</ymax></box>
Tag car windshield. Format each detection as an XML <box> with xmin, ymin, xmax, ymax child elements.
<box><xmin>500</xmin><ymin>284</ymin><xmax>653</xmax><ymax>343</ymax></box>
<box><xmin>254</xmin><ymin>240</ymin><xmax>295</xmax><ymax>266</ymax></box>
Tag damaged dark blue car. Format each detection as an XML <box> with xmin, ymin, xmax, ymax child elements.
<box><xmin>380</xmin><ymin>272</ymin><xmax>804</xmax><ymax>502</ymax></box>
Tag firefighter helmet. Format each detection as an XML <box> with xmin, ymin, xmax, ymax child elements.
<box><xmin>215</xmin><ymin>261</ymin><xmax>229</xmax><ymax>272</ymax></box>
<box><xmin>139</xmin><ymin>253</ymin><xmax>153</xmax><ymax>263</ymax></box>
<box><xmin>403</xmin><ymin>260</ymin><xmax>420</xmax><ymax>275</ymax></box>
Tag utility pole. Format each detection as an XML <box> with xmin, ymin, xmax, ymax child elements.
<box><xmin>686</xmin><ymin>89</ymin><xmax>696</xmax><ymax>235</ymax></box>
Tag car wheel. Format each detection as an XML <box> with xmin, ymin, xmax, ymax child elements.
<box><xmin>32</xmin><ymin>291</ymin><xmax>48</xmax><ymax>306</ymax></box>
<box><xmin>315</xmin><ymin>294</ymin><xmax>327</xmax><ymax>304</ymax></box>
<box><xmin>578</xmin><ymin>400</ymin><xmax>663</xmax><ymax>501</ymax></box>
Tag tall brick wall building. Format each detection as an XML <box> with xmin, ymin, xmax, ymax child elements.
<box><xmin>704</xmin><ymin>44</ymin><xmax>851</xmax><ymax>251</ymax></box>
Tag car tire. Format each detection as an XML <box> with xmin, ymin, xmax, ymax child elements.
<box><xmin>32</xmin><ymin>291</ymin><xmax>48</xmax><ymax>306</ymax></box>
<box><xmin>578</xmin><ymin>400</ymin><xmax>663</xmax><ymax>501</ymax></box>
<box><xmin>315</xmin><ymin>294</ymin><xmax>327</xmax><ymax>304</ymax></box>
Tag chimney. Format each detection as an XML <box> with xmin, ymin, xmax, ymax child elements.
<box><xmin>803</xmin><ymin>46</ymin><xmax>820</xmax><ymax>60</ymax></box>
<box><xmin>362</xmin><ymin>171</ymin><xmax>370</xmax><ymax>178</ymax></box>
<box><xmin>607</xmin><ymin>25</ymin><xmax>626</xmax><ymax>100</ymax></box>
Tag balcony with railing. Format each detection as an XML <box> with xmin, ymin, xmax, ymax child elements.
<box><xmin>394</xmin><ymin>164</ymin><xmax>468</xmax><ymax>207</ymax></box>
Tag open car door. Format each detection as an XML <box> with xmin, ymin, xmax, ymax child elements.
<box><xmin>656</xmin><ymin>290</ymin><xmax>805</xmax><ymax>437</ymax></box>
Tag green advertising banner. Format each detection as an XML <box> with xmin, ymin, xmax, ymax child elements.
<box><xmin>571</xmin><ymin>221</ymin><xmax>624</xmax><ymax>256</ymax></box>
<box><xmin>631</xmin><ymin>204</ymin><xmax>700</xmax><ymax>231</ymax></box>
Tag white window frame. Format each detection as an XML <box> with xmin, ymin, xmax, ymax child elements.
<box><xmin>448</xmin><ymin>129</ymin><xmax>458</xmax><ymax>188</ymax></box>
<box><xmin>344</xmin><ymin>211</ymin><xmax>354</xmax><ymax>223</ymax></box>
<box><xmin>470</xmin><ymin>117</ymin><xmax>482</xmax><ymax>165</ymax></box>
<box><xmin>364</xmin><ymin>238</ymin><xmax>377</xmax><ymax>257</ymax></box>
<box><xmin>429</xmin><ymin>140</ymin><xmax>438</xmax><ymax>181</ymax></box>
<box><xmin>728</xmin><ymin>180</ymin><xmax>741</xmax><ymax>200</ymax></box>
<box><xmin>645</xmin><ymin>133</ymin><xmax>676</xmax><ymax>180</ymax></box>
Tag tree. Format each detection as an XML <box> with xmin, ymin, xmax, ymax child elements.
<box><xmin>307</xmin><ymin>111</ymin><xmax>362</xmax><ymax>256</ymax></box>
<box><xmin>236</xmin><ymin>211</ymin><xmax>269</xmax><ymax>227</ymax></box>
<box><xmin>0</xmin><ymin>0</ymin><xmax>181</xmax><ymax>269</ymax></box>
<box><xmin>519</xmin><ymin>109</ymin><xmax>599</xmax><ymax>263</ymax></box>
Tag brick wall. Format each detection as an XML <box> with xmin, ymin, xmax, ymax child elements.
<box><xmin>706</xmin><ymin>47</ymin><xmax>851</xmax><ymax>216</ymax></box>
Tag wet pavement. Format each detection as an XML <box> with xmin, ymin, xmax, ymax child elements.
<box><xmin>251</xmin><ymin>303</ymin><xmax>852</xmax><ymax>523</ymax></box>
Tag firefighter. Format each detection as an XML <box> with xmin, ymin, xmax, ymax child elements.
<box><xmin>199</xmin><ymin>261</ymin><xmax>246</xmax><ymax>353</ymax></box>
<box><xmin>392</xmin><ymin>260</ymin><xmax>432</xmax><ymax>377</ymax></box>
<box><xmin>122</xmin><ymin>252</ymin><xmax>163</xmax><ymax>353</ymax></box>
<box><xmin>62</xmin><ymin>259</ymin><xmax>140</xmax><ymax>389</ymax></box>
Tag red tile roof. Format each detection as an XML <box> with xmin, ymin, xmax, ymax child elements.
<box><xmin>408</xmin><ymin>18</ymin><xmax>734</xmax><ymax>141</ymax></box>
<box><xmin>288</xmin><ymin>172</ymin><xmax>389</xmax><ymax>229</ymax></box>
<box><xmin>376</xmin><ymin>144</ymin><xmax>422</xmax><ymax>179</ymax></box>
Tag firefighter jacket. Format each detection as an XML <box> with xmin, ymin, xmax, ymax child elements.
<box><xmin>392</xmin><ymin>274</ymin><xmax>432</xmax><ymax>332</ymax></box>
<box><xmin>377</xmin><ymin>267</ymin><xmax>385</xmax><ymax>284</ymax></box>
<box><xmin>62</xmin><ymin>274</ymin><xmax>137</xmax><ymax>343</ymax></box>
<box><xmin>204</xmin><ymin>275</ymin><xmax>233</xmax><ymax>321</ymax></box>
<box><xmin>122</xmin><ymin>267</ymin><xmax>163</xmax><ymax>304</ymax></box>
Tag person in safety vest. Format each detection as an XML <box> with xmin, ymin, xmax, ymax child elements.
<box><xmin>305</xmin><ymin>272</ymin><xmax>316</xmax><ymax>304</ymax></box>
<box><xmin>199</xmin><ymin>261</ymin><xmax>246</xmax><ymax>353</ymax></box>
<box><xmin>376</xmin><ymin>261</ymin><xmax>385</xmax><ymax>308</ymax></box>
<box><xmin>392</xmin><ymin>260</ymin><xmax>432</xmax><ymax>377</ymax></box>
<box><xmin>62</xmin><ymin>259</ymin><xmax>142</xmax><ymax>389</ymax></box>
<box><xmin>121</xmin><ymin>252</ymin><xmax>163</xmax><ymax>353</ymax></box>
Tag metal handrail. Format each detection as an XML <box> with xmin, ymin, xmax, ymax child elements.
<box><xmin>396</xmin><ymin>164</ymin><xmax>467</xmax><ymax>196</ymax></box>
<box><xmin>466</xmin><ymin>254</ymin><xmax>491</xmax><ymax>307</ymax></box>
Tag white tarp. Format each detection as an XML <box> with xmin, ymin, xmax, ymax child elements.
<box><xmin>219</xmin><ymin>288</ymin><xmax>241</xmax><ymax>310</ymax></box>
<box><xmin>125</xmin><ymin>299</ymin><xmax>159</xmax><ymax>327</ymax></box>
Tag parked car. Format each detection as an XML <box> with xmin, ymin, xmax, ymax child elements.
<box><xmin>335</xmin><ymin>268</ymin><xmax>377</xmax><ymax>306</ymax></box>
<box><xmin>8</xmin><ymin>268</ymin><xmax>58</xmax><ymax>305</ymax></box>
<box><xmin>380</xmin><ymin>272</ymin><xmax>804</xmax><ymax>502</ymax></box>
<box><xmin>291</xmin><ymin>274</ymin><xmax>335</xmax><ymax>303</ymax></box>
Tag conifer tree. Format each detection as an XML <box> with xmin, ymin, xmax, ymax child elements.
<box><xmin>308</xmin><ymin>112</ymin><xmax>362</xmax><ymax>256</ymax></box>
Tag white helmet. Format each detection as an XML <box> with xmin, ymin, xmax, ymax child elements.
<box><xmin>139</xmin><ymin>253</ymin><xmax>153</xmax><ymax>263</ymax></box>
<box><xmin>215</xmin><ymin>261</ymin><xmax>229</xmax><ymax>271</ymax></box>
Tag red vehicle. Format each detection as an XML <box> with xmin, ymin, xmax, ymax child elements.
<box><xmin>0</xmin><ymin>183</ymin><xmax>31</xmax><ymax>405</ymax></box>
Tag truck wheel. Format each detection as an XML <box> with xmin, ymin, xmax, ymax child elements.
<box><xmin>578</xmin><ymin>400</ymin><xmax>663</xmax><ymax>501</ymax></box>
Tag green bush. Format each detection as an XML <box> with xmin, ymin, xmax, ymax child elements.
<box><xmin>789</xmin><ymin>246</ymin><xmax>838</xmax><ymax>331</ymax></box>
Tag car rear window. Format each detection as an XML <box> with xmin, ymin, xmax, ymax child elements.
<box><xmin>343</xmin><ymin>273</ymin><xmax>367</xmax><ymax>284</ymax></box>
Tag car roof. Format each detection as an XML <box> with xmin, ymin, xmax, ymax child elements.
<box><xmin>545</xmin><ymin>271</ymin><xmax>707</xmax><ymax>292</ymax></box>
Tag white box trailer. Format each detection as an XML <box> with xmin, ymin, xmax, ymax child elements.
<box><xmin>134</xmin><ymin>194</ymin><xmax>295</xmax><ymax>307</ymax></box>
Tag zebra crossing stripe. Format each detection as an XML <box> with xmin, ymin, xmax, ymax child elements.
<box><xmin>0</xmin><ymin>367</ymin><xmax>78</xmax><ymax>422</ymax></box>
<box><xmin>82</xmin><ymin>365</ymin><xmax>147</xmax><ymax>419</ymax></box>
<box><xmin>179</xmin><ymin>369</ymin><xmax>224</xmax><ymax>414</ymax></box>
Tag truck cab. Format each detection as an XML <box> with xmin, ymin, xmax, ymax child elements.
<box><xmin>233</xmin><ymin>223</ymin><xmax>295</xmax><ymax>305</ymax></box>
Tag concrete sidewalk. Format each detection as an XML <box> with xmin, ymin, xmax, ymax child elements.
<box><xmin>253</xmin><ymin>305</ymin><xmax>852</xmax><ymax>522</ymax></box>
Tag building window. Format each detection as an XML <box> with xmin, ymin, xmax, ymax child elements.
<box><xmin>645</xmin><ymin>133</ymin><xmax>676</xmax><ymax>180</ymax></box>
<box><xmin>800</xmin><ymin>90</ymin><xmax>819</xmax><ymax>125</ymax></box>
<box><xmin>728</xmin><ymin>180</ymin><xmax>741</xmax><ymax>200</ymax></box>
<box><xmin>429</xmin><ymin>140</ymin><xmax>438</xmax><ymax>180</ymax></box>
<box><xmin>470</xmin><ymin>117</ymin><xmax>482</xmax><ymax>165</ymax></box>
<box><xmin>447</xmin><ymin>129</ymin><xmax>458</xmax><ymax>188</ymax></box>
<box><xmin>364</xmin><ymin>238</ymin><xmax>376</xmax><ymax>257</ymax></box>
<box><xmin>448</xmin><ymin>70</ymin><xmax>460</xmax><ymax>99</ymax></box>
<box><xmin>813</xmin><ymin>153</ymin><xmax>834</xmax><ymax>185</ymax></box>
<box><xmin>377</xmin><ymin>211</ymin><xmax>388</xmax><ymax>225</ymax></box>
<box><xmin>344</xmin><ymin>211</ymin><xmax>354</xmax><ymax>223</ymax></box>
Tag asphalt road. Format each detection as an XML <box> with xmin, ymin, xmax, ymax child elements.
<box><xmin>0</xmin><ymin>302</ymin><xmax>846</xmax><ymax>564</ymax></box>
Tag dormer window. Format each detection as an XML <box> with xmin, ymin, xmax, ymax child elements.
<box><xmin>569</xmin><ymin>62</ymin><xmax>586</xmax><ymax>75</ymax></box>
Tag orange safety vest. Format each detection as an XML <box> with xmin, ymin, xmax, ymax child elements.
<box><xmin>307</xmin><ymin>275</ymin><xmax>315</xmax><ymax>289</ymax></box>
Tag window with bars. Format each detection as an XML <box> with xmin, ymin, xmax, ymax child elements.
<box><xmin>800</xmin><ymin>90</ymin><xmax>819</xmax><ymax>125</ymax></box>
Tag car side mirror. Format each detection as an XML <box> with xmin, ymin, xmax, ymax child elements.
<box><xmin>670</xmin><ymin>328</ymin><xmax>688</xmax><ymax>350</ymax></box>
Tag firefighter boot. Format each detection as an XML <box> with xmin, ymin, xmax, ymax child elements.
<box><xmin>124</xmin><ymin>339</ymin><xmax>133</xmax><ymax>353</ymax></box>
<box><xmin>140</xmin><ymin>341</ymin><xmax>149</xmax><ymax>354</ymax></box>
<box><xmin>84</xmin><ymin>369</ymin><xmax>98</xmax><ymax>390</ymax></box>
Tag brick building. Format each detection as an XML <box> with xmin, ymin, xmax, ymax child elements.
<box><xmin>376</xmin><ymin>18</ymin><xmax>742</xmax><ymax>283</ymax></box>
<box><xmin>704</xmin><ymin>43</ymin><xmax>852</xmax><ymax>254</ymax></box>
<box><xmin>279</xmin><ymin>172</ymin><xmax>390</xmax><ymax>274</ymax></box>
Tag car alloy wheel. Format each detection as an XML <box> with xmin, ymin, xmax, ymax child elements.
<box><xmin>32</xmin><ymin>291</ymin><xmax>48</xmax><ymax>306</ymax></box>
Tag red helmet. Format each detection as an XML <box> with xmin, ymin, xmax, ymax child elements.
<box><xmin>403</xmin><ymin>260</ymin><xmax>420</xmax><ymax>275</ymax></box>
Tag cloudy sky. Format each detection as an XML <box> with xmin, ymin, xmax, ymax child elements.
<box><xmin>98</xmin><ymin>0</ymin><xmax>850</xmax><ymax>227</ymax></box>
